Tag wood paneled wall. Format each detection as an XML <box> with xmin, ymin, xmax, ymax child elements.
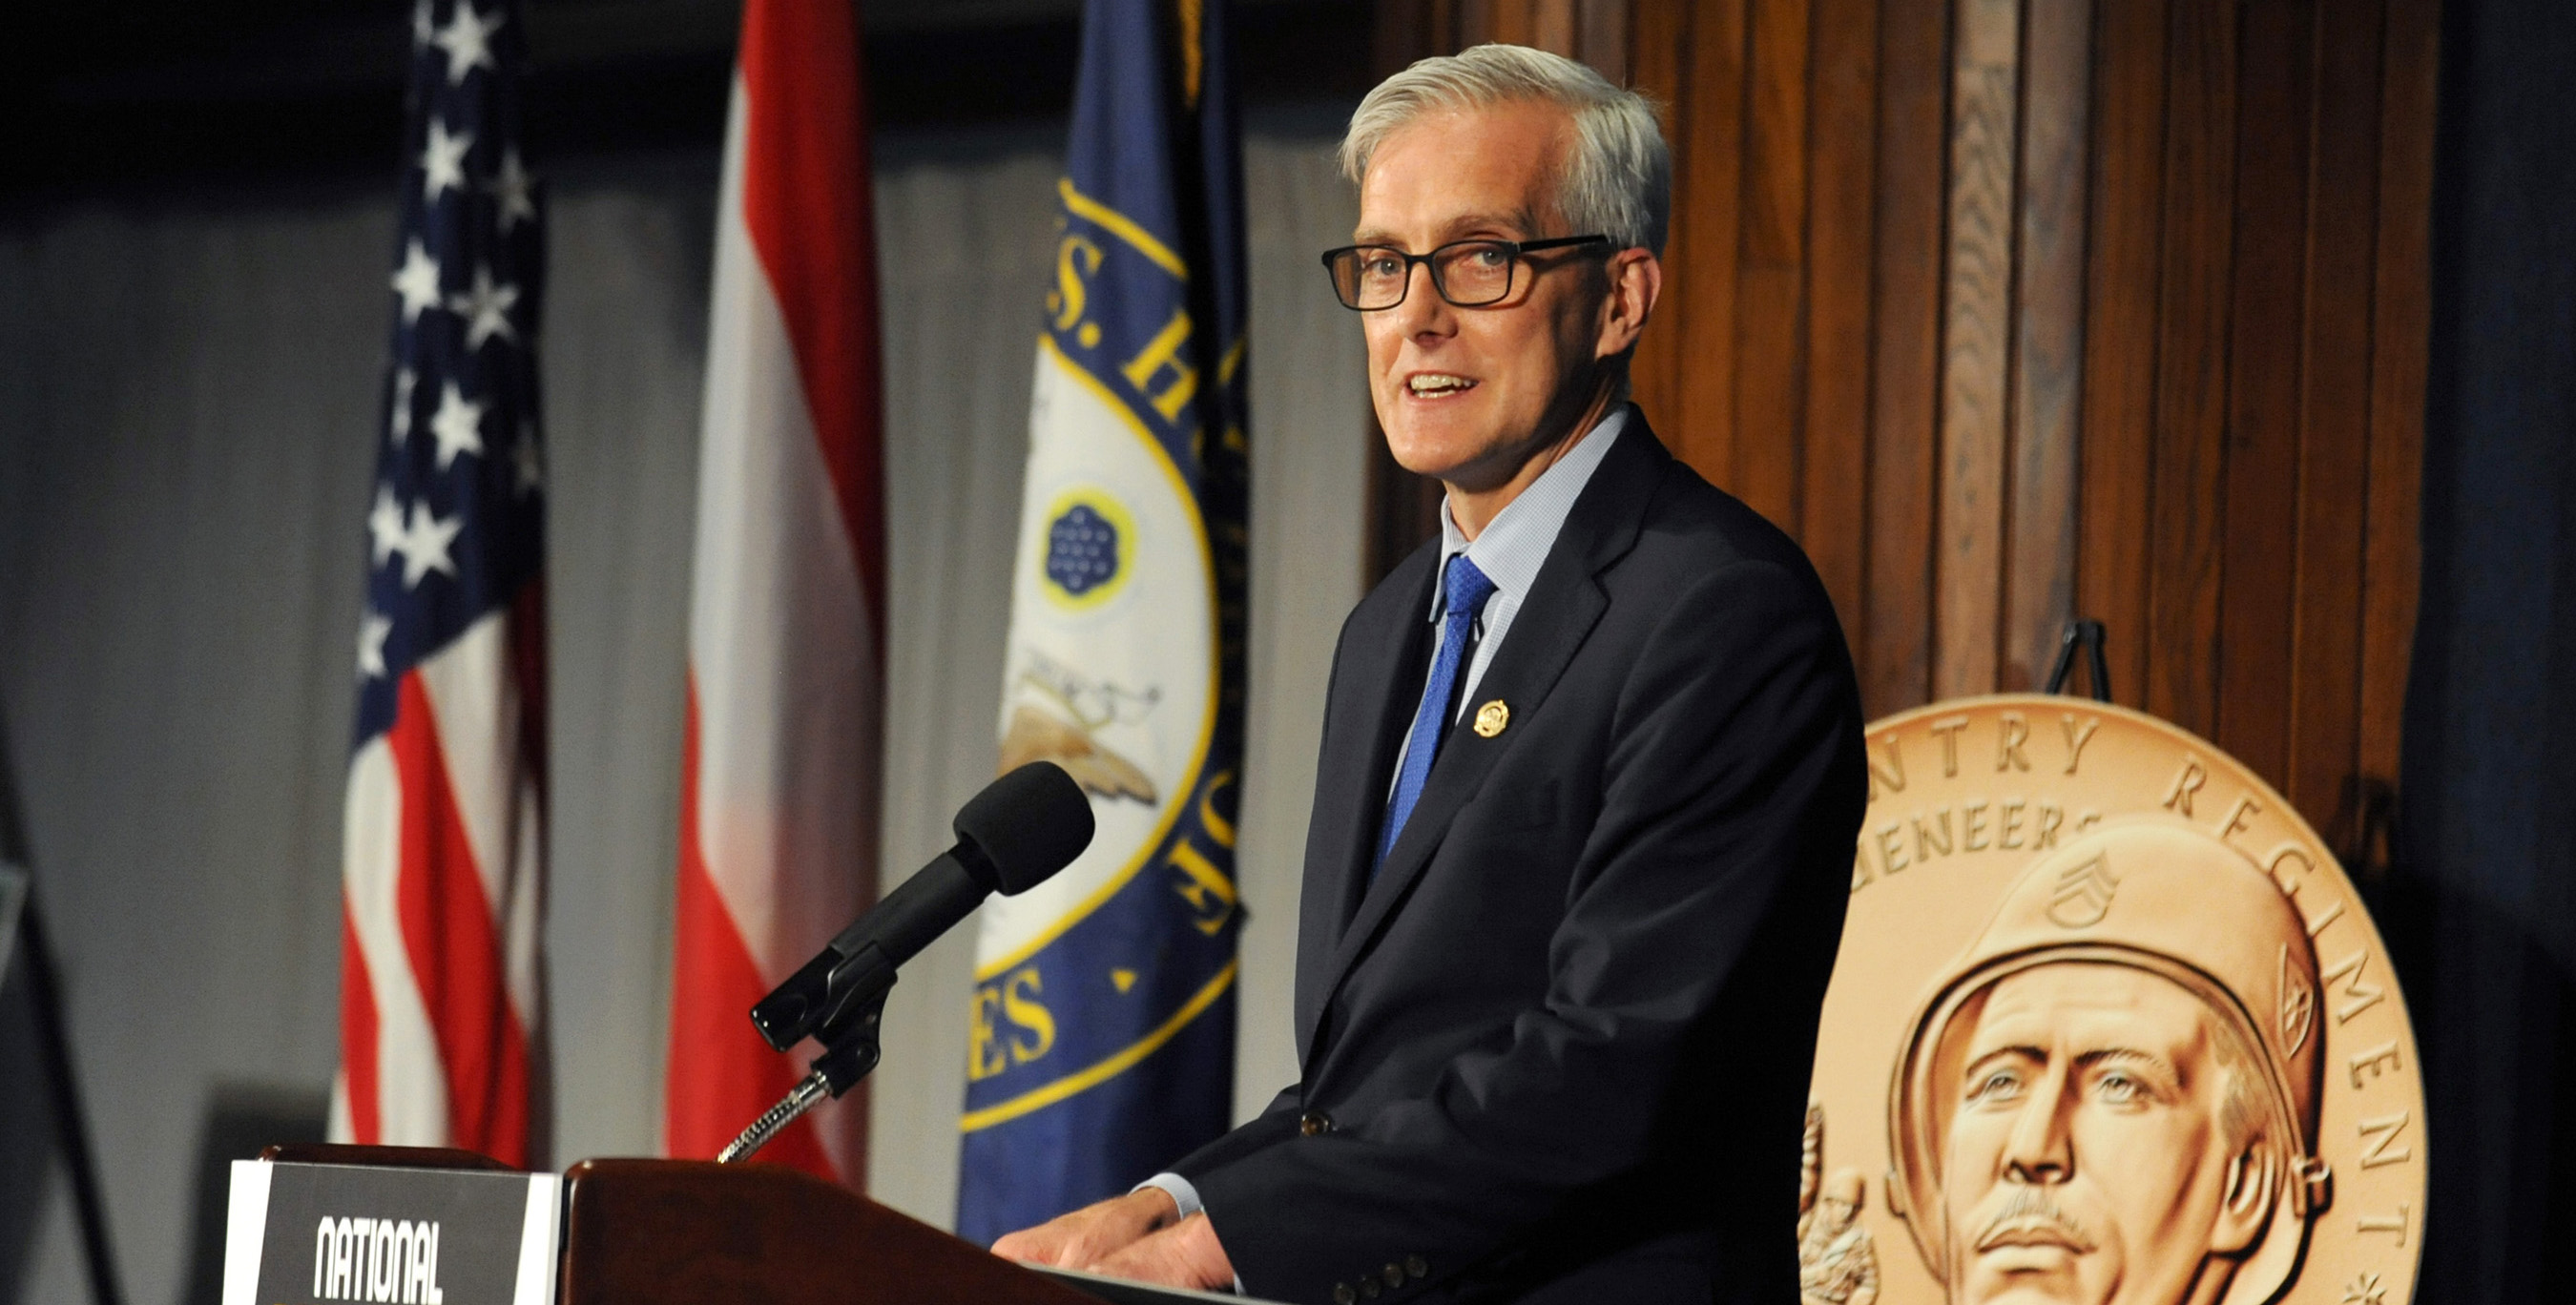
<box><xmin>1365</xmin><ymin>0</ymin><xmax>2439</xmax><ymax>851</ymax></box>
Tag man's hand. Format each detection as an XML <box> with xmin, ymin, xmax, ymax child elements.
<box><xmin>1089</xmin><ymin>1211</ymin><xmax>1235</xmax><ymax>1291</ymax></box>
<box><xmin>991</xmin><ymin>1189</ymin><xmax>1177</xmax><ymax>1270</ymax></box>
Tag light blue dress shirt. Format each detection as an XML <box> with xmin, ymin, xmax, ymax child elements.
<box><xmin>1395</xmin><ymin>404</ymin><xmax>1628</xmax><ymax>764</ymax></box>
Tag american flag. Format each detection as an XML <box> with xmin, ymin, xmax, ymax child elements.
<box><xmin>331</xmin><ymin>0</ymin><xmax>547</xmax><ymax>1167</ymax></box>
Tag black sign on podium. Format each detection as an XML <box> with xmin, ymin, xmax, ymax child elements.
<box><xmin>222</xmin><ymin>1161</ymin><xmax>561</xmax><ymax>1305</ymax></box>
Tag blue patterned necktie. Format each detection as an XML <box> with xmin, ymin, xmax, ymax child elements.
<box><xmin>1377</xmin><ymin>553</ymin><xmax>1498</xmax><ymax>872</ymax></box>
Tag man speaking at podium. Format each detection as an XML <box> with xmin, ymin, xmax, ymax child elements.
<box><xmin>998</xmin><ymin>45</ymin><xmax>1866</xmax><ymax>1304</ymax></box>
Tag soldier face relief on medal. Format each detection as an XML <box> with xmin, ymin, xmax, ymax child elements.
<box><xmin>1807</xmin><ymin>698</ymin><xmax>2424</xmax><ymax>1305</ymax></box>
<box><xmin>1934</xmin><ymin>963</ymin><xmax>2270</xmax><ymax>1305</ymax></box>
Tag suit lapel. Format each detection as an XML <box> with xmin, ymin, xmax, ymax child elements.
<box><xmin>1301</xmin><ymin>417</ymin><xmax>1672</xmax><ymax>1068</ymax></box>
<box><xmin>1292</xmin><ymin>547</ymin><xmax>1435</xmax><ymax>1058</ymax></box>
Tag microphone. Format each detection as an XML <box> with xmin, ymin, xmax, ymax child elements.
<box><xmin>748</xmin><ymin>759</ymin><xmax>1095</xmax><ymax>1052</ymax></box>
<box><xmin>717</xmin><ymin>761</ymin><xmax>1093</xmax><ymax>1164</ymax></box>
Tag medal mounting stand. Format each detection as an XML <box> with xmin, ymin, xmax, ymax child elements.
<box><xmin>2044</xmin><ymin>617</ymin><xmax>2114</xmax><ymax>703</ymax></box>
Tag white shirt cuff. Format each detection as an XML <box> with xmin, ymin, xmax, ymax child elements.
<box><xmin>1132</xmin><ymin>1171</ymin><xmax>1204</xmax><ymax>1219</ymax></box>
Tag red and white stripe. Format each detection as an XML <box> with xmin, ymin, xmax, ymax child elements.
<box><xmin>332</xmin><ymin>590</ymin><xmax>547</xmax><ymax>1166</ymax></box>
<box><xmin>664</xmin><ymin>0</ymin><xmax>886</xmax><ymax>1182</ymax></box>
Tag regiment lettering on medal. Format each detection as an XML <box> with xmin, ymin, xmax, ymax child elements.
<box><xmin>2319</xmin><ymin>950</ymin><xmax>2388</xmax><ymax>1024</ymax></box>
<box><xmin>2162</xmin><ymin>754</ymin><xmax>2209</xmax><ymax>816</ymax></box>
<box><xmin>2357</xmin><ymin>1112</ymin><xmax>2413</xmax><ymax>1170</ymax></box>
<box><xmin>1809</xmin><ymin>696</ymin><xmax>2426</xmax><ymax>1305</ymax></box>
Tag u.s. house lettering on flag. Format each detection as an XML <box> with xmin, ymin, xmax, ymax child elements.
<box><xmin>957</xmin><ymin>0</ymin><xmax>1251</xmax><ymax>1244</ymax></box>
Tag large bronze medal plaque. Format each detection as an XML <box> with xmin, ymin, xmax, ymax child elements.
<box><xmin>1801</xmin><ymin>696</ymin><xmax>2423</xmax><ymax>1305</ymax></box>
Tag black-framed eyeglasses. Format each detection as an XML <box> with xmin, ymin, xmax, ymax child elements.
<box><xmin>1320</xmin><ymin>235</ymin><xmax>1612</xmax><ymax>310</ymax></box>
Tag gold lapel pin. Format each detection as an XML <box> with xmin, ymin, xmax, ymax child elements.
<box><xmin>1473</xmin><ymin>699</ymin><xmax>1509</xmax><ymax>738</ymax></box>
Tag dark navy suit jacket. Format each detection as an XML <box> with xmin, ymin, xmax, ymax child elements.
<box><xmin>1173</xmin><ymin>416</ymin><xmax>1868</xmax><ymax>1304</ymax></box>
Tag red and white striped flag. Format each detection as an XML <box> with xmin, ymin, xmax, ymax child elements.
<box><xmin>663</xmin><ymin>0</ymin><xmax>886</xmax><ymax>1181</ymax></box>
<box><xmin>333</xmin><ymin>0</ymin><xmax>548</xmax><ymax>1166</ymax></box>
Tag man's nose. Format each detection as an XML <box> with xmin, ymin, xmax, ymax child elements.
<box><xmin>2001</xmin><ymin>1067</ymin><xmax>2075</xmax><ymax>1184</ymax></box>
<box><xmin>1391</xmin><ymin>259</ymin><xmax>1453</xmax><ymax>338</ymax></box>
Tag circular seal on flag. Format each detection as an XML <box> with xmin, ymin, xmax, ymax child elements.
<box><xmin>1040</xmin><ymin>488</ymin><xmax>1136</xmax><ymax>611</ymax></box>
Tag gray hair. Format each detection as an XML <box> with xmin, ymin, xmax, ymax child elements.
<box><xmin>1340</xmin><ymin>44</ymin><xmax>1672</xmax><ymax>257</ymax></box>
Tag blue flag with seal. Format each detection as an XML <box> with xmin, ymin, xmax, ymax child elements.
<box><xmin>957</xmin><ymin>0</ymin><xmax>1250</xmax><ymax>1245</ymax></box>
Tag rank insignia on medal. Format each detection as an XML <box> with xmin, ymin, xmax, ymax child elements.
<box><xmin>1473</xmin><ymin>700</ymin><xmax>1508</xmax><ymax>737</ymax></box>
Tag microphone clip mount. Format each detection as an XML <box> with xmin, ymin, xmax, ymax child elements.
<box><xmin>717</xmin><ymin>982</ymin><xmax>890</xmax><ymax>1165</ymax></box>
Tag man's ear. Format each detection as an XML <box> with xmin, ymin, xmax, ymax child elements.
<box><xmin>2213</xmin><ymin>1141</ymin><xmax>2280</xmax><ymax>1254</ymax></box>
<box><xmin>1592</xmin><ymin>249</ymin><xmax>1662</xmax><ymax>362</ymax></box>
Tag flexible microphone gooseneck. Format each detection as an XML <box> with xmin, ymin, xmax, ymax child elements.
<box><xmin>717</xmin><ymin>761</ymin><xmax>1093</xmax><ymax>1163</ymax></box>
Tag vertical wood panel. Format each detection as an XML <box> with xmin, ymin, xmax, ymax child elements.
<box><xmin>1457</xmin><ymin>0</ymin><xmax>1500</xmax><ymax>48</ymax></box>
<box><xmin>2361</xmin><ymin>0</ymin><xmax>2436</xmax><ymax>790</ymax></box>
<box><xmin>2003</xmin><ymin>0</ymin><xmax>2093</xmax><ymax>690</ymax></box>
<box><xmin>2077</xmin><ymin>0</ymin><xmax>2171</xmax><ymax>710</ymax></box>
<box><xmin>1735</xmin><ymin>259</ymin><xmax>1808</xmax><ymax>520</ymax></box>
<box><xmin>1799</xmin><ymin>0</ymin><xmax>1880</xmax><ymax>642</ymax></box>
<box><xmin>1934</xmin><ymin>0</ymin><xmax>2019</xmax><ymax>698</ymax></box>
<box><xmin>1662</xmin><ymin>0</ymin><xmax>1748</xmax><ymax>484</ymax></box>
<box><xmin>1530</xmin><ymin>0</ymin><xmax>1579</xmax><ymax>55</ymax></box>
<box><xmin>2286</xmin><ymin>0</ymin><xmax>2385</xmax><ymax>830</ymax></box>
<box><xmin>1626</xmin><ymin>0</ymin><xmax>1693</xmax><ymax>428</ymax></box>
<box><xmin>1481</xmin><ymin>0</ymin><xmax>1533</xmax><ymax>48</ymax></box>
<box><xmin>1860</xmin><ymin>0</ymin><xmax>1947</xmax><ymax>717</ymax></box>
<box><xmin>1742</xmin><ymin>0</ymin><xmax>1811</xmax><ymax>264</ymax></box>
<box><xmin>2213</xmin><ymin>0</ymin><xmax>2315</xmax><ymax>787</ymax></box>
<box><xmin>2144</xmin><ymin>0</ymin><xmax>2236</xmax><ymax>736</ymax></box>
<box><xmin>1733</xmin><ymin>0</ymin><xmax>1812</xmax><ymax>528</ymax></box>
<box><xmin>1576</xmin><ymin>0</ymin><xmax>1631</xmax><ymax>85</ymax></box>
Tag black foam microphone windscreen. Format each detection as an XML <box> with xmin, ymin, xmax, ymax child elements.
<box><xmin>954</xmin><ymin>760</ymin><xmax>1096</xmax><ymax>894</ymax></box>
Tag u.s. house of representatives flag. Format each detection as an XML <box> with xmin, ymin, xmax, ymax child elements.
<box><xmin>333</xmin><ymin>0</ymin><xmax>547</xmax><ymax>1166</ymax></box>
<box><xmin>957</xmin><ymin>0</ymin><xmax>1250</xmax><ymax>1244</ymax></box>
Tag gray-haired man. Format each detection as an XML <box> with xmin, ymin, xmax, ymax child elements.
<box><xmin>999</xmin><ymin>45</ymin><xmax>1865</xmax><ymax>1303</ymax></box>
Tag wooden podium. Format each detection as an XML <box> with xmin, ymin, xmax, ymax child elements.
<box><xmin>261</xmin><ymin>1144</ymin><xmax>1098</xmax><ymax>1305</ymax></box>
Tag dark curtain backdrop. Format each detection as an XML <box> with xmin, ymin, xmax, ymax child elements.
<box><xmin>2399</xmin><ymin>0</ymin><xmax>2576</xmax><ymax>1295</ymax></box>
